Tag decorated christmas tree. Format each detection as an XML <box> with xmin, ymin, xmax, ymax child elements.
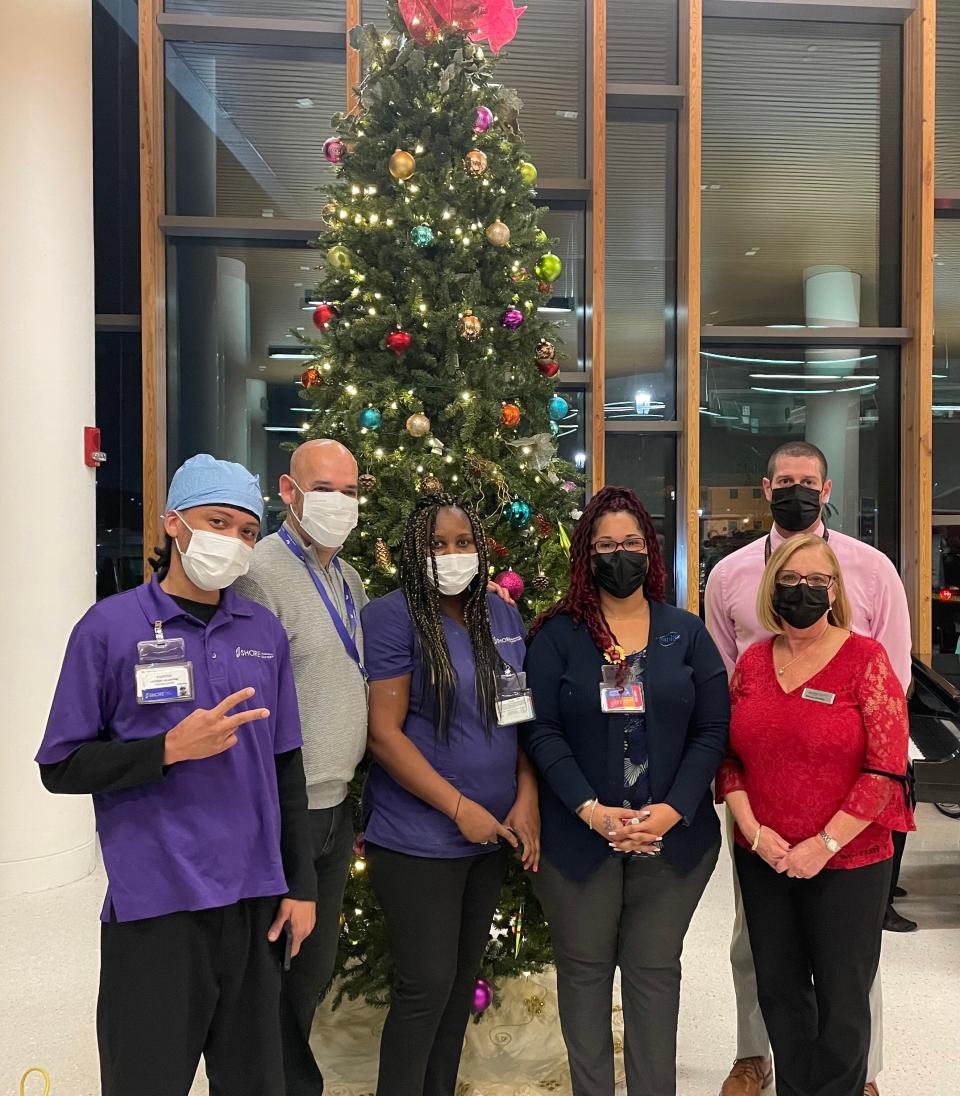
<box><xmin>296</xmin><ymin>0</ymin><xmax>581</xmax><ymax>1008</ymax></box>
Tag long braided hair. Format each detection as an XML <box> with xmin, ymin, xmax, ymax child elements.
<box><xmin>399</xmin><ymin>493</ymin><xmax>501</xmax><ymax>741</ymax></box>
<box><xmin>528</xmin><ymin>485</ymin><xmax>666</xmax><ymax>655</ymax></box>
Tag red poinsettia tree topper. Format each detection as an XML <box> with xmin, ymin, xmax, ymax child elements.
<box><xmin>397</xmin><ymin>0</ymin><xmax>526</xmax><ymax>54</ymax></box>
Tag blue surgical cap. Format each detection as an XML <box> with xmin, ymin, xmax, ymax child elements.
<box><xmin>165</xmin><ymin>454</ymin><xmax>264</xmax><ymax>522</ymax></box>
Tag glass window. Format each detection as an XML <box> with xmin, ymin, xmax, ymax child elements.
<box><xmin>166</xmin><ymin>239</ymin><xmax>321</xmax><ymax>531</ymax></box>
<box><xmin>607</xmin><ymin>0</ymin><xmax>678</xmax><ymax>85</ymax></box>
<box><xmin>554</xmin><ymin>388</ymin><xmax>588</xmax><ymax>473</ymax></box>
<box><xmin>702</xmin><ymin>19</ymin><xmax>902</xmax><ymax>327</ymax></box>
<box><xmin>165</xmin><ymin>40</ymin><xmax>345</xmax><ymax>219</ymax></box>
<box><xmin>604</xmin><ymin>432</ymin><xmax>677</xmax><ymax>603</ymax></box>
<box><xmin>96</xmin><ymin>333</ymin><xmax>144</xmax><ymax>599</ymax></box>
<box><xmin>933</xmin><ymin>220</ymin><xmax>960</xmax><ymax>670</ymax></box>
<box><xmin>698</xmin><ymin>343</ymin><xmax>900</xmax><ymax>601</ymax></box>
<box><xmin>166</xmin><ymin>0</ymin><xmax>345</xmax><ymax>16</ymax></box>
<box><xmin>605</xmin><ymin>110</ymin><xmax>677</xmax><ymax>420</ymax></box>
<box><xmin>937</xmin><ymin>2</ymin><xmax>960</xmax><ymax>189</ymax></box>
<box><xmin>537</xmin><ymin>205</ymin><xmax>587</xmax><ymax>370</ymax></box>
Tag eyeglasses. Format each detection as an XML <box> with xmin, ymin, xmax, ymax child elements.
<box><xmin>591</xmin><ymin>536</ymin><xmax>647</xmax><ymax>554</ymax></box>
<box><xmin>776</xmin><ymin>571</ymin><xmax>835</xmax><ymax>590</ymax></box>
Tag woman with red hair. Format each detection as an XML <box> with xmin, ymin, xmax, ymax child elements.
<box><xmin>522</xmin><ymin>486</ymin><xmax>729</xmax><ymax>1096</ymax></box>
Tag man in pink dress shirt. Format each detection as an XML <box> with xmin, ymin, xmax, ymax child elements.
<box><xmin>705</xmin><ymin>441</ymin><xmax>913</xmax><ymax>1096</ymax></box>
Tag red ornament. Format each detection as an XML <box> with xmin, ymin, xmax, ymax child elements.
<box><xmin>312</xmin><ymin>302</ymin><xmax>339</xmax><ymax>331</ymax></box>
<box><xmin>500</xmin><ymin>403</ymin><xmax>521</xmax><ymax>428</ymax></box>
<box><xmin>300</xmin><ymin>366</ymin><xmax>322</xmax><ymax>388</ymax></box>
<box><xmin>537</xmin><ymin>280</ymin><xmax>551</xmax><ymax>295</ymax></box>
<box><xmin>535</xmin><ymin>513</ymin><xmax>552</xmax><ymax>538</ymax></box>
<box><xmin>385</xmin><ymin>329</ymin><xmax>413</xmax><ymax>355</ymax></box>
<box><xmin>537</xmin><ymin>359</ymin><xmax>560</xmax><ymax>378</ymax></box>
<box><xmin>486</xmin><ymin>536</ymin><xmax>510</xmax><ymax>559</ymax></box>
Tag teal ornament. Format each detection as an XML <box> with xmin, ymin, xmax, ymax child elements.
<box><xmin>410</xmin><ymin>224</ymin><xmax>434</xmax><ymax>248</ymax></box>
<box><xmin>358</xmin><ymin>407</ymin><xmax>383</xmax><ymax>429</ymax></box>
<box><xmin>549</xmin><ymin>420</ymin><xmax>560</xmax><ymax>437</ymax></box>
<box><xmin>548</xmin><ymin>396</ymin><xmax>569</xmax><ymax>421</ymax></box>
<box><xmin>507</xmin><ymin>499</ymin><xmax>532</xmax><ymax>528</ymax></box>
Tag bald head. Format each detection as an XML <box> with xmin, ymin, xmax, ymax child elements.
<box><xmin>289</xmin><ymin>438</ymin><xmax>357</xmax><ymax>488</ymax></box>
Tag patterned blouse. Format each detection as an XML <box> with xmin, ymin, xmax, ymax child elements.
<box><xmin>621</xmin><ymin>649</ymin><xmax>651</xmax><ymax>811</ymax></box>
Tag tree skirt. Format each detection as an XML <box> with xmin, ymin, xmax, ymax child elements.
<box><xmin>312</xmin><ymin>969</ymin><xmax>629</xmax><ymax>1095</ymax></box>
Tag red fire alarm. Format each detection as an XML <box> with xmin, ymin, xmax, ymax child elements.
<box><xmin>84</xmin><ymin>427</ymin><xmax>107</xmax><ymax>468</ymax></box>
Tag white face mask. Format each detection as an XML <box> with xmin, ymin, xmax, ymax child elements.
<box><xmin>292</xmin><ymin>482</ymin><xmax>359</xmax><ymax>549</ymax></box>
<box><xmin>426</xmin><ymin>552</ymin><xmax>480</xmax><ymax>596</ymax></box>
<box><xmin>174</xmin><ymin>513</ymin><xmax>253</xmax><ymax>591</ymax></box>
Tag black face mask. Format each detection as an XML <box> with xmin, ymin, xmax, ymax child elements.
<box><xmin>770</xmin><ymin>484</ymin><xmax>823</xmax><ymax>533</ymax></box>
<box><xmin>591</xmin><ymin>551</ymin><xmax>649</xmax><ymax>599</ymax></box>
<box><xmin>773</xmin><ymin>583</ymin><xmax>831</xmax><ymax>630</ymax></box>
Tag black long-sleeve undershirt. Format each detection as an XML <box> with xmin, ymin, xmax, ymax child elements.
<box><xmin>39</xmin><ymin>741</ymin><xmax>315</xmax><ymax>902</ymax></box>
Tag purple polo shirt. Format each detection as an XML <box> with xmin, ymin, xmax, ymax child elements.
<box><xmin>361</xmin><ymin>590</ymin><xmax>525</xmax><ymax>857</ymax></box>
<box><xmin>36</xmin><ymin>579</ymin><xmax>302</xmax><ymax>923</ymax></box>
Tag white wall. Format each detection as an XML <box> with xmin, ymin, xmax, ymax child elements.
<box><xmin>0</xmin><ymin>0</ymin><xmax>98</xmax><ymax>892</ymax></box>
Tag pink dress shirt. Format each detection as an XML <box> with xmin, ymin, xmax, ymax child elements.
<box><xmin>704</xmin><ymin>523</ymin><xmax>913</xmax><ymax>691</ymax></box>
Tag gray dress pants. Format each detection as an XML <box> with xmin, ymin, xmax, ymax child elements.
<box><xmin>726</xmin><ymin>808</ymin><xmax>884</xmax><ymax>1080</ymax></box>
<box><xmin>534</xmin><ymin>842</ymin><xmax>719</xmax><ymax>1096</ymax></box>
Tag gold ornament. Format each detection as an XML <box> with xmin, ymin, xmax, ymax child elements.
<box><xmin>359</xmin><ymin>473</ymin><xmax>377</xmax><ymax>492</ymax></box>
<box><xmin>458</xmin><ymin>311</ymin><xmax>483</xmax><ymax>340</ymax></box>
<box><xmin>374</xmin><ymin>538</ymin><xmax>392</xmax><ymax>570</ymax></box>
<box><xmin>406</xmin><ymin>412</ymin><xmax>431</xmax><ymax>437</ymax></box>
<box><xmin>463</xmin><ymin>149</ymin><xmax>488</xmax><ymax>176</ymax></box>
<box><xmin>420</xmin><ymin>475</ymin><xmax>442</xmax><ymax>494</ymax></box>
<box><xmin>485</xmin><ymin>220</ymin><xmax>510</xmax><ymax>246</ymax></box>
<box><xmin>389</xmin><ymin>148</ymin><xmax>416</xmax><ymax>180</ymax></box>
<box><xmin>535</xmin><ymin>339</ymin><xmax>556</xmax><ymax>361</ymax></box>
<box><xmin>320</xmin><ymin>201</ymin><xmax>337</xmax><ymax>226</ymax></box>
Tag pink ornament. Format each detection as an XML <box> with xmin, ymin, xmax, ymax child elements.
<box><xmin>562</xmin><ymin>480</ymin><xmax>577</xmax><ymax>493</ymax></box>
<box><xmin>472</xmin><ymin>977</ymin><xmax>494</xmax><ymax>1014</ymax></box>
<box><xmin>494</xmin><ymin>570</ymin><xmax>525</xmax><ymax>600</ymax></box>
<box><xmin>474</xmin><ymin>105</ymin><xmax>494</xmax><ymax>133</ymax></box>
<box><xmin>500</xmin><ymin>307</ymin><xmax>524</xmax><ymax>330</ymax></box>
<box><xmin>323</xmin><ymin>137</ymin><xmax>346</xmax><ymax>164</ymax></box>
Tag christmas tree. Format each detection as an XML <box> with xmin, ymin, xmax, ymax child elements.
<box><xmin>297</xmin><ymin>0</ymin><xmax>581</xmax><ymax>1008</ymax></box>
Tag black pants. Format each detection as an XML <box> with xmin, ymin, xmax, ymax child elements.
<box><xmin>735</xmin><ymin>846</ymin><xmax>891</xmax><ymax>1096</ymax></box>
<box><xmin>281</xmin><ymin>801</ymin><xmax>355</xmax><ymax>1096</ymax></box>
<box><xmin>98</xmin><ymin>896</ymin><xmax>283</xmax><ymax>1096</ymax></box>
<box><xmin>534</xmin><ymin>843</ymin><xmax>719</xmax><ymax>1096</ymax></box>
<box><xmin>889</xmin><ymin>829</ymin><xmax>907</xmax><ymax>904</ymax></box>
<box><xmin>366</xmin><ymin>843</ymin><xmax>508</xmax><ymax>1096</ymax></box>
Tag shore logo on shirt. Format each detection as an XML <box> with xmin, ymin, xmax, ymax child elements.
<box><xmin>494</xmin><ymin>634</ymin><xmax>524</xmax><ymax>648</ymax></box>
<box><xmin>236</xmin><ymin>647</ymin><xmax>275</xmax><ymax>660</ymax></box>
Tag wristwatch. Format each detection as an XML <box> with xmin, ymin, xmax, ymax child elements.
<box><xmin>819</xmin><ymin>830</ymin><xmax>841</xmax><ymax>854</ymax></box>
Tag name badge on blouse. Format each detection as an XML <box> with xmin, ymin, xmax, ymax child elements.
<box><xmin>599</xmin><ymin>664</ymin><xmax>645</xmax><ymax>714</ymax></box>
<box><xmin>801</xmin><ymin>687</ymin><xmax>835</xmax><ymax>705</ymax></box>
<box><xmin>495</xmin><ymin>668</ymin><xmax>536</xmax><ymax>726</ymax></box>
<box><xmin>135</xmin><ymin>623</ymin><xmax>195</xmax><ymax>705</ymax></box>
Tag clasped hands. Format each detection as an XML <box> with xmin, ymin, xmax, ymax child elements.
<box><xmin>579</xmin><ymin>801</ymin><xmax>682</xmax><ymax>854</ymax></box>
<box><xmin>750</xmin><ymin>825</ymin><xmax>834</xmax><ymax>880</ymax></box>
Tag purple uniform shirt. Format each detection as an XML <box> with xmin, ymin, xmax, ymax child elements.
<box><xmin>36</xmin><ymin>579</ymin><xmax>303</xmax><ymax>922</ymax></box>
<box><xmin>361</xmin><ymin>590</ymin><xmax>525</xmax><ymax>857</ymax></box>
<box><xmin>704</xmin><ymin>523</ymin><xmax>913</xmax><ymax>691</ymax></box>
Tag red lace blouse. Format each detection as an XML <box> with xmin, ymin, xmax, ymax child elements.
<box><xmin>717</xmin><ymin>633</ymin><xmax>915</xmax><ymax>869</ymax></box>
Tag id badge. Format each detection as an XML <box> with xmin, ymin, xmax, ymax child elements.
<box><xmin>599</xmin><ymin>664</ymin><xmax>645</xmax><ymax>714</ymax></box>
<box><xmin>495</xmin><ymin>668</ymin><xmax>536</xmax><ymax>726</ymax></box>
<box><xmin>135</xmin><ymin>636</ymin><xmax>195</xmax><ymax>705</ymax></box>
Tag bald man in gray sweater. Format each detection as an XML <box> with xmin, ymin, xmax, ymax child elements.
<box><xmin>235</xmin><ymin>439</ymin><xmax>367</xmax><ymax>1096</ymax></box>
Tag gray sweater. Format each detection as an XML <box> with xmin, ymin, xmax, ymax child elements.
<box><xmin>235</xmin><ymin>522</ymin><xmax>368</xmax><ymax>810</ymax></box>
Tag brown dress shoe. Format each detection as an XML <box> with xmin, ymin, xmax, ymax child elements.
<box><xmin>864</xmin><ymin>1084</ymin><xmax>880</xmax><ymax>1096</ymax></box>
<box><xmin>720</xmin><ymin>1057</ymin><xmax>773</xmax><ymax>1095</ymax></box>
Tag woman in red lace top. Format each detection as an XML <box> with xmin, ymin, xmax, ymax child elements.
<box><xmin>717</xmin><ymin>534</ymin><xmax>914</xmax><ymax>1096</ymax></box>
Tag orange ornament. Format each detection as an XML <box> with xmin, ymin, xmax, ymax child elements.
<box><xmin>300</xmin><ymin>366</ymin><xmax>322</xmax><ymax>388</ymax></box>
<box><xmin>500</xmin><ymin>403</ymin><xmax>521</xmax><ymax>428</ymax></box>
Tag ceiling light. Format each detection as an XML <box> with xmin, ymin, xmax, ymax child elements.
<box><xmin>555</xmin><ymin>110</ymin><xmax>579</xmax><ymax>120</ymax></box>
<box><xmin>268</xmin><ymin>345</ymin><xmax>312</xmax><ymax>360</ymax></box>
<box><xmin>294</xmin><ymin>97</ymin><xmax>314</xmax><ymax>109</ymax></box>
<box><xmin>538</xmin><ymin>297</ymin><xmax>575</xmax><ymax>314</ymax></box>
<box><xmin>749</xmin><ymin>374</ymin><xmax>880</xmax><ymax>381</ymax></box>
<box><xmin>702</xmin><ymin>351</ymin><xmax>879</xmax><ymax>366</ymax></box>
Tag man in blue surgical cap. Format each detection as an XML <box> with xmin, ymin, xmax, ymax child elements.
<box><xmin>36</xmin><ymin>454</ymin><xmax>315</xmax><ymax>1096</ymax></box>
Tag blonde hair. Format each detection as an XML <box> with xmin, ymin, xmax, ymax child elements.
<box><xmin>757</xmin><ymin>533</ymin><xmax>851</xmax><ymax>634</ymax></box>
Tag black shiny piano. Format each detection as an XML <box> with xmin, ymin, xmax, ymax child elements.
<box><xmin>909</xmin><ymin>657</ymin><xmax>960</xmax><ymax>816</ymax></box>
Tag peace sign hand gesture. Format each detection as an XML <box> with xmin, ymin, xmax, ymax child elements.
<box><xmin>163</xmin><ymin>688</ymin><xmax>270</xmax><ymax>765</ymax></box>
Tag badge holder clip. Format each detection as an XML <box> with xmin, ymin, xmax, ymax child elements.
<box><xmin>495</xmin><ymin>668</ymin><xmax>536</xmax><ymax>726</ymax></box>
<box><xmin>599</xmin><ymin>663</ymin><xmax>645</xmax><ymax>714</ymax></box>
<box><xmin>135</xmin><ymin>621</ymin><xmax>195</xmax><ymax>705</ymax></box>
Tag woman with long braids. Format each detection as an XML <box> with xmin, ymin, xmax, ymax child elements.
<box><xmin>522</xmin><ymin>485</ymin><xmax>729</xmax><ymax>1096</ymax></box>
<box><xmin>360</xmin><ymin>493</ymin><xmax>540</xmax><ymax>1096</ymax></box>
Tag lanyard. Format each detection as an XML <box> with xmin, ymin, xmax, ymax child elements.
<box><xmin>278</xmin><ymin>526</ymin><xmax>366</xmax><ymax>678</ymax></box>
<box><xmin>765</xmin><ymin>526</ymin><xmax>829</xmax><ymax>563</ymax></box>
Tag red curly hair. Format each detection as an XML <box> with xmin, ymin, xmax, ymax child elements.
<box><xmin>528</xmin><ymin>485</ymin><xmax>666</xmax><ymax>655</ymax></box>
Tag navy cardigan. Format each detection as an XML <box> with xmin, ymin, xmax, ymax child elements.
<box><xmin>521</xmin><ymin>600</ymin><xmax>730</xmax><ymax>881</ymax></box>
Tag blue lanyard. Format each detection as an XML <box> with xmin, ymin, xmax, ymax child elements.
<box><xmin>278</xmin><ymin>526</ymin><xmax>366</xmax><ymax>678</ymax></box>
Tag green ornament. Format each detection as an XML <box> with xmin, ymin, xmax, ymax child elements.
<box><xmin>519</xmin><ymin>160</ymin><xmax>538</xmax><ymax>186</ymax></box>
<box><xmin>327</xmin><ymin>244</ymin><xmax>351</xmax><ymax>271</ymax></box>
<box><xmin>535</xmin><ymin>253</ymin><xmax>563</xmax><ymax>283</ymax></box>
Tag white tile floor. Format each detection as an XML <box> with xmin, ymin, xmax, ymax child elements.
<box><xmin>2</xmin><ymin>805</ymin><xmax>958</xmax><ymax>1096</ymax></box>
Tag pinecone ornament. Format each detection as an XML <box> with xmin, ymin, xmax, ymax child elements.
<box><xmin>531</xmin><ymin>574</ymin><xmax>550</xmax><ymax>595</ymax></box>
<box><xmin>420</xmin><ymin>475</ymin><xmax>442</xmax><ymax>494</ymax></box>
<box><xmin>374</xmin><ymin>538</ymin><xmax>392</xmax><ymax>570</ymax></box>
<box><xmin>359</xmin><ymin>473</ymin><xmax>377</xmax><ymax>492</ymax></box>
